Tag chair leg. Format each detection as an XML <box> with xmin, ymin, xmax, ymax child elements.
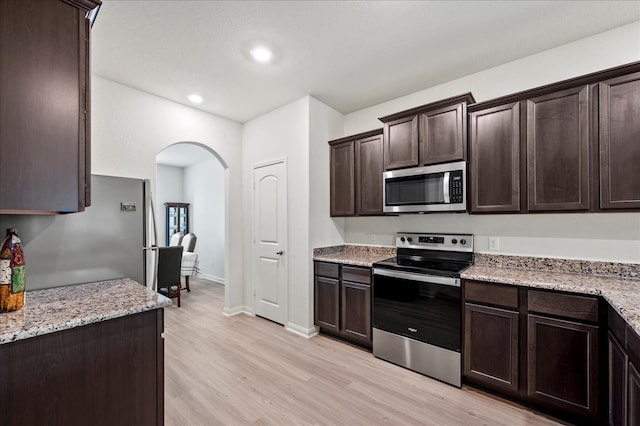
<box><xmin>186</xmin><ymin>275</ymin><xmax>190</xmax><ymax>292</ymax></box>
<box><xmin>177</xmin><ymin>283</ymin><xmax>181</xmax><ymax>308</ymax></box>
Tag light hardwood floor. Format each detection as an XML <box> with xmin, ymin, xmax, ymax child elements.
<box><xmin>164</xmin><ymin>277</ymin><xmax>565</xmax><ymax>425</ymax></box>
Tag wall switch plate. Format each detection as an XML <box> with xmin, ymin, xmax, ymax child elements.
<box><xmin>371</xmin><ymin>234</ymin><xmax>377</xmax><ymax>243</ymax></box>
<box><xmin>488</xmin><ymin>236</ymin><xmax>500</xmax><ymax>251</ymax></box>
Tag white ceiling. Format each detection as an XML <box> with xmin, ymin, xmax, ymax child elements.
<box><xmin>92</xmin><ymin>1</ymin><xmax>640</xmax><ymax>124</ymax></box>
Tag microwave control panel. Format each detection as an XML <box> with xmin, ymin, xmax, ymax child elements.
<box><xmin>449</xmin><ymin>170</ymin><xmax>464</xmax><ymax>203</ymax></box>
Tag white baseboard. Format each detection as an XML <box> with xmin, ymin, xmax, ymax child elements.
<box><xmin>196</xmin><ymin>272</ymin><xmax>225</xmax><ymax>285</ymax></box>
<box><xmin>223</xmin><ymin>305</ymin><xmax>254</xmax><ymax>317</ymax></box>
<box><xmin>285</xmin><ymin>322</ymin><xmax>319</xmax><ymax>339</ymax></box>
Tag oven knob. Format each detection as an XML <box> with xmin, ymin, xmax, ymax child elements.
<box><xmin>400</xmin><ymin>237</ymin><xmax>405</xmax><ymax>243</ymax></box>
<box><xmin>460</xmin><ymin>239</ymin><xmax>467</xmax><ymax>245</ymax></box>
<box><xmin>406</xmin><ymin>237</ymin><xmax>413</xmax><ymax>243</ymax></box>
<box><xmin>451</xmin><ymin>239</ymin><xmax>458</xmax><ymax>244</ymax></box>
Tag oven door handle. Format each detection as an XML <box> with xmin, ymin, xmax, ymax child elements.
<box><xmin>373</xmin><ymin>268</ymin><xmax>460</xmax><ymax>287</ymax></box>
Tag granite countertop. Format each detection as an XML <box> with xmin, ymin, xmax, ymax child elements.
<box><xmin>462</xmin><ymin>254</ymin><xmax>640</xmax><ymax>338</ymax></box>
<box><xmin>0</xmin><ymin>278</ymin><xmax>171</xmax><ymax>344</ymax></box>
<box><xmin>313</xmin><ymin>245</ymin><xmax>396</xmax><ymax>267</ymax></box>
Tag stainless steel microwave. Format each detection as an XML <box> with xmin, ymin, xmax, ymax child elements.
<box><xmin>383</xmin><ymin>161</ymin><xmax>467</xmax><ymax>213</ymax></box>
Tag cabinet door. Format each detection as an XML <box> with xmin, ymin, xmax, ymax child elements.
<box><xmin>526</xmin><ymin>86</ymin><xmax>590</xmax><ymax>211</ymax></box>
<box><xmin>527</xmin><ymin>314</ymin><xmax>599</xmax><ymax>418</ymax></box>
<box><xmin>341</xmin><ymin>281</ymin><xmax>371</xmax><ymax>347</ymax></box>
<box><xmin>330</xmin><ymin>141</ymin><xmax>355</xmax><ymax>216</ymax></box>
<box><xmin>314</xmin><ymin>276</ymin><xmax>340</xmax><ymax>334</ymax></box>
<box><xmin>469</xmin><ymin>103</ymin><xmax>521</xmax><ymax>212</ymax></box>
<box><xmin>609</xmin><ymin>333</ymin><xmax>628</xmax><ymax>426</ymax></box>
<box><xmin>629</xmin><ymin>361</ymin><xmax>640</xmax><ymax>426</ymax></box>
<box><xmin>0</xmin><ymin>310</ymin><xmax>162</xmax><ymax>425</ymax></box>
<box><xmin>383</xmin><ymin>115</ymin><xmax>419</xmax><ymax>170</ymax></box>
<box><xmin>464</xmin><ymin>303</ymin><xmax>519</xmax><ymax>395</ymax></box>
<box><xmin>355</xmin><ymin>134</ymin><xmax>383</xmax><ymax>215</ymax></box>
<box><xmin>599</xmin><ymin>72</ymin><xmax>640</xmax><ymax>209</ymax></box>
<box><xmin>0</xmin><ymin>0</ymin><xmax>90</xmax><ymax>213</ymax></box>
<box><xmin>420</xmin><ymin>102</ymin><xmax>465</xmax><ymax>165</ymax></box>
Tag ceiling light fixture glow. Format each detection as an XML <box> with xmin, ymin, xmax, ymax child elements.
<box><xmin>187</xmin><ymin>94</ymin><xmax>203</xmax><ymax>104</ymax></box>
<box><xmin>250</xmin><ymin>46</ymin><xmax>273</xmax><ymax>63</ymax></box>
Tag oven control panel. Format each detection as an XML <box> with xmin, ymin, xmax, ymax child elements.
<box><xmin>396</xmin><ymin>232</ymin><xmax>473</xmax><ymax>252</ymax></box>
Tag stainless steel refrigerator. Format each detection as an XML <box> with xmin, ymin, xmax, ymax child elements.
<box><xmin>0</xmin><ymin>175</ymin><xmax>156</xmax><ymax>291</ymax></box>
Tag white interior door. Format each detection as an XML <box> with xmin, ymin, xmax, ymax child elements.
<box><xmin>253</xmin><ymin>160</ymin><xmax>287</xmax><ymax>325</ymax></box>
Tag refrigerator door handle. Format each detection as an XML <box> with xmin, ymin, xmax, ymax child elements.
<box><xmin>144</xmin><ymin>179</ymin><xmax>160</xmax><ymax>291</ymax></box>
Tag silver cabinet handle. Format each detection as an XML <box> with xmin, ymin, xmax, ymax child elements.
<box><xmin>276</xmin><ymin>251</ymin><xmax>284</xmax><ymax>255</ymax></box>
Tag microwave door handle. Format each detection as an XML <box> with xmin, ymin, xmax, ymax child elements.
<box><xmin>443</xmin><ymin>171</ymin><xmax>450</xmax><ymax>204</ymax></box>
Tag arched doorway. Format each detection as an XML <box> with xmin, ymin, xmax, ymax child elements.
<box><xmin>155</xmin><ymin>142</ymin><xmax>227</xmax><ymax>288</ymax></box>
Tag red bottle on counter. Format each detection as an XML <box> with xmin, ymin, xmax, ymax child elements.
<box><xmin>0</xmin><ymin>228</ymin><xmax>26</xmax><ymax>312</ymax></box>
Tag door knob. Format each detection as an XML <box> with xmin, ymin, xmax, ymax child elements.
<box><xmin>276</xmin><ymin>250</ymin><xmax>284</xmax><ymax>255</ymax></box>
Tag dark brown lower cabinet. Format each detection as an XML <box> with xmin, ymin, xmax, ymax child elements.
<box><xmin>0</xmin><ymin>309</ymin><xmax>164</xmax><ymax>426</ymax></box>
<box><xmin>527</xmin><ymin>314</ymin><xmax>599</xmax><ymax>418</ymax></box>
<box><xmin>341</xmin><ymin>281</ymin><xmax>372</xmax><ymax>346</ymax></box>
<box><xmin>314</xmin><ymin>261</ymin><xmax>372</xmax><ymax>348</ymax></box>
<box><xmin>314</xmin><ymin>275</ymin><xmax>340</xmax><ymax>334</ymax></box>
<box><xmin>609</xmin><ymin>333</ymin><xmax>628</xmax><ymax>426</ymax></box>
<box><xmin>629</xmin><ymin>362</ymin><xmax>640</xmax><ymax>426</ymax></box>
<box><xmin>463</xmin><ymin>280</ymin><xmax>605</xmax><ymax>423</ymax></box>
<box><xmin>464</xmin><ymin>303</ymin><xmax>519</xmax><ymax>395</ymax></box>
<box><xmin>608</xmin><ymin>305</ymin><xmax>640</xmax><ymax>426</ymax></box>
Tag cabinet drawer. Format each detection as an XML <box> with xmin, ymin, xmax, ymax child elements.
<box><xmin>315</xmin><ymin>261</ymin><xmax>340</xmax><ymax>279</ymax></box>
<box><xmin>342</xmin><ymin>266</ymin><xmax>371</xmax><ymax>285</ymax></box>
<box><xmin>464</xmin><ymin>281</ymin><xmax>518</xmax><ymax>309</ymax></box>
<box><xmin>528</xmin><ymin>290</ymin><xmax>598</xmax><ymax>322</ymax></box>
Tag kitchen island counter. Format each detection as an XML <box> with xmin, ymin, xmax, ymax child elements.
<box><xmin>0</xmin><ymin>278</ymin><xmax>171</xmax><ymax>344</ymax></box>
<box><xmin>0</xmin><ymin>277</ymin><xmax>167</xmax><ymax>425</ymax></box>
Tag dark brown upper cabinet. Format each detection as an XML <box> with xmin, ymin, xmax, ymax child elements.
<box><xmin>379</xmin><ymin>93</ymin><xmax>474</xmax><ymax>171</ymax></box>
<box><xmin>329</xmin><ymin>129</ymin><xmax>384</xmax><ymax>217</ymax></box>
<box><xmin>526</xmin><ymin>86</ymin><xmax>590</xmax><ymax>212</ymax></box>
<box><xmin>468</xmin><ymin>61</ymin><xmax>640</xmax><ymax>214</ymax></box>
<box><xmin>469</xmin><ymin>102</ymin><xmax>521</xmax><ymax>213</ymax></box>
<box><xmin>355</xmin><ymin>133</ymin><xmax>384</xmax><ymax>215</ymax></box>
<box><xmin>330</xmin><ymin>141</ymin><xmax>355</xmax><ymax>216</ymax></box>
<box><xmin>599</xmin><ymin>71</ymin><xmax>640</xmax><ymax>209</ymax></box>
<box><xmin>0</xmin><ymin>0</ymin><xmax>101</xmax><ymax>214</ymax></box>
<box><xmin>382</xmin><ymin>115</ymin><xmax>419</xmax><ymax>170</ymax></box>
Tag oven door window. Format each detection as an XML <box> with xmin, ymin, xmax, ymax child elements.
<box><xmin>373</xmin><ymin>273</ymin><xmax>460</xmax><ymax>352</ymax></box>
<box><xmin>385</xmin><ymin>172</ymin><xmax>445</xmax><ymax>206</ymax></box>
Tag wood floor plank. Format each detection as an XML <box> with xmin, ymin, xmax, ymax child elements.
<box><xmin>164</xmin><ymin>278</ymin><xmax>565</xmax><ymax>425</ymax></box>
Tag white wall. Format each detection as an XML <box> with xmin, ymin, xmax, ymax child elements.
<box><xmin>91</xmin><ymin>76</ymin><xmax>245</xmax><ymax>312</ymax></box>
<box><xmin>338</xmin><ymin>21</ymin><xmax>640</xmax><ymax>263</ymax></box>
<box><xmin>309</xmin><ymin>97</ymin><xmax>347</xmax><ymax>250</ymax></box>
<box><xmin>243</xmin><ymin>96</ymin><xmax>315</xmax><ymax>335</ymax></box>
<box><xmin>156</xmin><ymin>164</ymin><xmax>184</xmax><ymax>245</ymax></box>
<box><xmin>184</xmin><ymin>157</ymin><xmax>226</xmax><ymax>283</ymax></box>
<box><xmin>308</xmin><ymin>97</ymin><xmax>346</xmax><ymax>327</ymax></box>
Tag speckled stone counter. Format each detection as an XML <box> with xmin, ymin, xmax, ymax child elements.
<box><xmin>0</xmin><ymin>278</ymin><xmax>171</xmax><ymax>344</ymax></box>
<box><xmin>462</xmin><ymin>254</ymin><xmax>640</xmax><ymax>338</ymax></box>
<box><xmin>313</xmin><ymin>245</ymin><xmax>396</xmax><ymax>267</ymax></box>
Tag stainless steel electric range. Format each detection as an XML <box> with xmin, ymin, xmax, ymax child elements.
<box><xmin>372</xmin><ymin>232</ymin><xmax>474</xmax><ymax>387</ymax></box>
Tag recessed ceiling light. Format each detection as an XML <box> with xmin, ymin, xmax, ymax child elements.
<box><xmin>187</xmin><ymin>94</ymin><xmax>203</xmax><ymax>104</ymax></box>
<box><xmin>250</xmin><ymin>46</ymin><xmax>273</xmax><ymax>64</ymax></box>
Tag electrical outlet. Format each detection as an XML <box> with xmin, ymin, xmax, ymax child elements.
<box><xmin>370</xmin><ymin>234</ymin><xmax>377</xmax><ymax>243</ymax></box>
<box><xmin>488</xmin><ymin>236</ymin><xmax>500</xmax><ymax>251</ymax></box>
